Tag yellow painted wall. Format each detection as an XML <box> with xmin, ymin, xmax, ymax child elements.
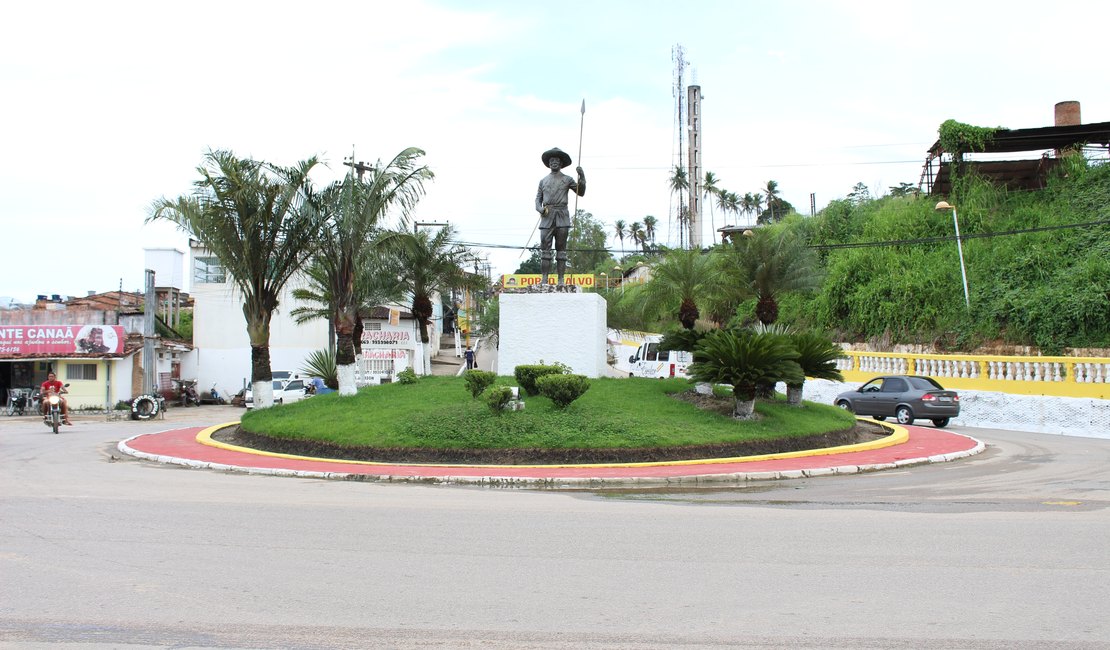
<box><xmin>56</xmin><ymin>360</ymin><xmax>110</xmax><ymax>409</ymax></box>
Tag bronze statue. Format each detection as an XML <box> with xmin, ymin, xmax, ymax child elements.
<box><xmin>535</xmin><ymin>147</ymin><xmax>586</xmax><ymax>286</ymax></box>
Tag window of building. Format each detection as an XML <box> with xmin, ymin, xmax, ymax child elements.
<box><xmin>65</xmin><ymin>364</ymin><xmax>98</xmax><ymax>381</ymax></box>
<box><xmin>193</xmin><ymin>256</ymin><xmax>226</xmax><ymax>284</ymax></box>
<box><xmin>366</xmin><ymin>322</ymin><xmax>382</xmax><ymax>331</ymax></box>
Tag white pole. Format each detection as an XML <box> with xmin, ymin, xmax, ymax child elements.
<box><xmin>951</xmin><ymin>207</ymin><xmax>971</xmax><ymax>309</ymax></box>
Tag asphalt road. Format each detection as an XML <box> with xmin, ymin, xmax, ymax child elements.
<box><xmin>2</xmin><ymin>407</ymin><xmax>1109</xmax><ymax>649</ymax></box>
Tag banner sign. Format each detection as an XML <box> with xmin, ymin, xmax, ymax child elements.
<box><xmin>0</xmin><ymin>325</ymin><xmax>125</xmax><ymax>356</ymax></box>
<box><xmin>501</xmin><ymin>274</ymin><xmax>595</xmax><ymax>288</ymax></box>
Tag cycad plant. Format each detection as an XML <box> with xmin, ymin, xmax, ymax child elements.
<box><xmin>786</xmin><ymin>331</ymin><xmax>846</xmax><ymax>406</ymax></box>
<box><xmin>688</xmin><ymin>331</ymin><xmax>803</xmax><ymax>419</ymax></box>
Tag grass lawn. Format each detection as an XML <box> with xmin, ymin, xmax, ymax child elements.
<box><xmin>240</xmin><ymin>376</ymin><xmax>857</xmax><ymax>451</ymax></box>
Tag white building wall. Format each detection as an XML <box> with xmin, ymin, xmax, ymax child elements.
<box><xmin>191</xmin><ymin>269</ymin><xmax>328</xmax><ymax>397</ymax></box>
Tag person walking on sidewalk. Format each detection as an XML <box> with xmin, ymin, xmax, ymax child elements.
<box><xmin>465</xmin><ymin>346</ymin><xmax>476</xmax><ymax>370</ymax></box>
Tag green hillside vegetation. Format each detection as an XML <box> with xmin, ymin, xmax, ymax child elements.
<box><xmin>604</xmin><ymin>158</ymin><xmax>1109</xmax><ymax>354</ymax></box>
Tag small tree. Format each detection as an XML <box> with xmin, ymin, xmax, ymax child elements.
<box><xmin>786</xmin><ymin>332</ymin><xmax>846</xmax><ymax>406</ymax></box>
<box><xmin>463</xmin><ymin>369</ymin><xmax>496</xmax><ymax>399</ymax></box>
<box><xmin>514</xmin><ymin>364</ymin><xmax>567</xmax><ymax>396</ymax></box>
<box><xmin>688</xmin><ymin>331</ymin><xmax>803</xmax><ymax>419</ymax></box>
<box><xmin>536</xmin><ymin>374</ymin><xmax>590</xmax><ymax>408</ymax></box>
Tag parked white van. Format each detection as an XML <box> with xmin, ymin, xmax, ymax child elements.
<box><xmin>628</xmin><ymin>341</ymin><xmax>693</xmax><ymax>379</ymax></box>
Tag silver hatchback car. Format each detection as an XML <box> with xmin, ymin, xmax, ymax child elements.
<box><xmin>834</xmin><ymin>375</ymin><xmax>960</xmax><ymax>427</ymax></box>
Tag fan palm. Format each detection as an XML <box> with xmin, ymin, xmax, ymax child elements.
<box><xmin>148</xmin><ymin>150</ymin><xmax>322</xmax><ymax>408</ymax></box>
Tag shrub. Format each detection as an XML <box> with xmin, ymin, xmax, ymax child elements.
<box><xmin>485</xmin><ymin>386</ymin><xmax>513</xmax><ymax>414</ymax></box>
<box><xmin>536</xmin><ymin>373</ymin><xmax>590</xmax><ymax>408</ymax></box>
<box><xmin>514</xmin><ymin>364</ymin><xmax>567</xmax><ymax>396</ymax></box>
<box><xmin>397</xmin><ymin>368</ymin><xmax>418</xmax><ymax>385</ymax></box>
<box><xmin>463</xmin><ymin>369</ymin><xmax>496</xmax><ymax>398</ymax></box>
<box><xmin>300</xmin><ymin>348</ymin><xmax>338</xmax><ymax>389</ymax></box>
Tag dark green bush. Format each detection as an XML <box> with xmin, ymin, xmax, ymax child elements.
<box><xmin>535</xmin><ymin>374</ymin><xmax>590</xmax><ymax>408</ymax></box>
<box><xmin>514</xmin><ymin>364</ymin><xmax>566</xmax><ymax>396</ymax></box>
<box><xmin>485</xmin><ymin>386</ymin><xmax>513</xmax><ymax>414</ymax></box>
<box><xmin>463</xmin><ymin>369</ymin><xmax>496</xmax><ymax>398</ymax></box>
<box><xmin>397</xmin><ymin>368</ymin><xmax>417</xmax><ymax>385</ymax></box>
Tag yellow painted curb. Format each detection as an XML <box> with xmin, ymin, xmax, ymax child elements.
<box><xmin>196</xmin><ymin>417</ymin><xmax>909</xmax><ymax>470</ymax></box>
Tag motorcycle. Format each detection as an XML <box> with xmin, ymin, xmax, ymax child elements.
<box><xmin>42</xmin><ymin>383</ymin><xmax>69</xmax><ymax>434</ymax></box>
<box><xmin>6</xmin><ymin>389</ymin><xmax>28</xmax><ymax>416</ymax></box>
<box><xmin>174</xmin><ymin>379</ymin><xmax>202</xmax><ymax>407</ymax></box>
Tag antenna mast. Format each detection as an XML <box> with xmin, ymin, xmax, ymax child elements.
<box><xmin>671</xmin><ymin>44</ymin><xmax>687</xmax><ymax>249</ymax></box>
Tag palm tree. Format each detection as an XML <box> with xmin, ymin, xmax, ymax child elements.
<box><xmin>379</xmin><ymin>225</ymin><xmax>485</xmax><ymax>374</ymax></box>
<box><xmin>688</xmin><ymin>330</ymin><xmax>803</xmax><ymax>419</ymax></box>
<box><xmin>637</xmin><ymin>248</ymin><xmax>714</xmax><ymax>329</ymax></box>
<box><xmin>312</xmin><ymin>148</ymin><xmax>432</xmax><ymax>394</ymax></box>
<box><xmin>703</xmin><ymin>172</ymin><xmax>720</xmax><ymax>243</ymax></box>
<box><xmin>740</xmin><ymin>193</ymin><xmax>754</xmax><ymax>225</ymax></box>
<box><xmin>148</xmin><ymin>150</ymin><xmax>322</xmax><ymax>409</ymax></box>
<box><xmin>669</xmin><ymin>165</ymin><xmax>689</xmax><ymax>246</ymax></box>
<box><xmin>750</xmin><ymin>192</ymin><xmax>764</xmax><ymax>224</ymax></box>
<box><xmin>786</xmin><ymin>331</ymin><xmax>846</xmax><ymax>406</ymax></box>
<box><xmin>715</xmin><ymin>226</ymin><xmax>821</xmax><ymax>325</ymax></box>
<box><xmin>629</xmin><ymin>221</ymin><xmax>644</xmax><ymax>251</ymax></box>
<box><xmin>762</xmin><ymin>180</ymin><xmax>780</xmax><ymax>223</ymax></box>
<box><xmin>614</xmin><ymin>219</ymin><xmax>627</xmax><ymax>252</ymax></box>
<box><xmin>723</xmin><ymin>191</ymin><xmax>741</xmax><ymax>226</ymax></box>
<box><xmin>642</xmin><ymin>215</ymin><xmax>658</xmax><ymax>246</ymax></box>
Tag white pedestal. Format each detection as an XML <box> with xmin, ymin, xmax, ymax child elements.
<box><xmin>498</xmin><ymin>292</ymin><xmax>607</xmax><ymax>378</ymax></box>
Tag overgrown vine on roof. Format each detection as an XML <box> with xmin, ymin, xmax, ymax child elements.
<box><xmin>938</xmin><ymin>119</ymin><xmax>1004</xmax><ymax>154</ymax></box>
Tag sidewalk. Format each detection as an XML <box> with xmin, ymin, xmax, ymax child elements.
<box><xmin>119</xmin><ymin>421</ymin><xmax>984</xmax><ymax>488</ymax></box>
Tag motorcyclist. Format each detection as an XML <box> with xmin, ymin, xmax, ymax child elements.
<box><xmin>40</xmin><ymin>371</ymin><xmax>72</xmax><ymax>425</ymax></box>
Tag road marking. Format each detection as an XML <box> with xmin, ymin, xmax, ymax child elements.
<box><xmin>1042</xmin><ymin>500</ymin><xmax>1082</xmax><ymax>506</ymax></box>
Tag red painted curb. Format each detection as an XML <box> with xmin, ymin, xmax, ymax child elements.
<box><xmin>121</xmin><ymin>425</ymin><xmax>982</xmax><ymax>481</ymax></box>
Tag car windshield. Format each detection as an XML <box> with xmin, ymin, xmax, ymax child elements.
<box><xmin>908</xmin><ymin>376</ymin><xmax>945</xmax><ymax>390</ymax></box>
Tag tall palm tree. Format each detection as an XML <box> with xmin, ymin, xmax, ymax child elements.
<box><xmin>715</xmin><ymin>226</ymin><xmax>821</xmax><ymax>325</ymax></box>
<box><xmin>750</xmin><ymin>192</ymin><xmax>764</xmax><ymax>225</ymax></box>
<box><xmin>740</xmin><ymin>193</ymin><xmax>754</xmax><ymax>225</ymax></box>
<box><xmin>762</xmin><ymin>180</ymin><xmax>780</xmax><ymax>223</ymax></box>
<box><xmin>313</xmin><ymin>148</ymin><xmax>432</xmax><ymax>394</ymax></box>
<box><xmin>148</xmin><ymin>150</ymin><xmax>322</xmax><ymax>409</ymax></box>
<box><xmin>723</xmin><ymin>191</ymin><xmax>740</xmax><ymax>226</ymax></box>
<box><xmin>669</xmin><ymin>165</ymin><xmax>689</xmax><ymax>246</ymax></box>
<box><xmin>613</xmin><ymin>219</ymin><xmax>627</xmax><ymax>252</ymax></box>
<box><xmin>379</xmin><ymin>225</ymin><xmax>485</xmax><ymax>374</ymax></box>
<box><xmin>642</xmin><ymin>215</ymin><xmax>658</xmax><ymax>246</ymax></box>
<box><xmin>636</xmin><ymin>247</ymin><xmax>715</xmax><ymax>329</ymax></box>
<box><xmin>629</xmin><ymin>221</ymin><xmax>644</xmax><ymax>251</ymax></box>
<box><xmin>703</xmin><ymin>172</ymin><xmax>720</xmax><ymax>243</ymax></box>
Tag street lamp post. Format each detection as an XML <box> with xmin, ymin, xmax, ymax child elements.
<box><xmin>935</xmin><ymin>201</ymin><xmax>971</xmax><ymax>310</ymax></box>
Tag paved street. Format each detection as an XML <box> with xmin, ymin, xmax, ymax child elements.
<box><xmin>2</xmin><ymin>408</ymin><xmax>1109</xmax><ymax>649</ymax></box>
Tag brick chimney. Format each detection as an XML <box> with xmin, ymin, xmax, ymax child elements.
<box><xmin>1054</xmin><ymin>101</ymin><xmax>1081</xmax><ymax>127</ymax></box>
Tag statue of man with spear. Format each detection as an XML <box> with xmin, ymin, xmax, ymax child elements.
<box><xmin>534</xmin><ymin>148</ymin><xmax>586</xmax><ymax>286</ymax></box>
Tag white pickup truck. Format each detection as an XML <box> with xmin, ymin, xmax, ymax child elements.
<box><xmin>627</xmin><ymin>341</ymin><xmax>693</xmax><ymax>379</ymax></box>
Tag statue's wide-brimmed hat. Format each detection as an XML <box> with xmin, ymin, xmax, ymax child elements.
<box><xmin>541</xmin><ymin>147</ymin><xmax>572</xmax><ymax>168</ymax></box>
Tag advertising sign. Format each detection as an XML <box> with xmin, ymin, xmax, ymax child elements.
<box><xmin>0</xmin><ymin>325</ymin><xmax>125</xmax><ymax>356</ymax></box>
<box><xmin>501</xmin><ymin>274</ymin><xmax>595</xmax><ymax>288</ymax></box>
<box><xmin>361</xmin><ymin>349</ymin><xmax>408</xmax><ymax>360</ymax></box>
<box><xmin>361</xmin><ymin>330</ymin><xmax>412</xmax><ymax>347</ymax></box>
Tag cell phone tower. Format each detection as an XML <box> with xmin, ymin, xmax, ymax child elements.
<box><xmin>671</xmin><ymin>44</ymin><xmax>688</xmax><ymax>250</ymax></box>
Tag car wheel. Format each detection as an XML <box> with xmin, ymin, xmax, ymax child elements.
<box><xmin>836</xmin><ymin>400</ymin><xmax>853</xmax><ymax>413</ymax></box>
<box><xmin>932</xmin><ymin>418</ymin><xmax>950</xmax><ymax>428</ymax></box>
<box><xmin>276</xmin><ymin>399</ymin><xmax>283</xmax><ymax>405</ymax></box>
<box><xmin>896</xmin><ymin>405</ymin><xmax>913</xmax><ymax>425</ymax></box>
<box><xmin>872</xmin><ymin>415</ymin><xmax>886</xmax><ymax>422</ymax></box>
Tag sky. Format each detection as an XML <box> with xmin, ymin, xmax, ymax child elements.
<box><xmin>3</xmin><ymin>0</ymin><xmax>1109</xmax><ymax>303</ymax></box>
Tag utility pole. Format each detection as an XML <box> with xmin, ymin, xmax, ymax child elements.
<box><xmin>413</xmin><ymin>221</ymin><xmax>447</xmax><ymax>234</ymax></box>
<box><xmin>143</xmin><ymin>270</ymin><xmax>156</xmax><ymax>395</ymax></box>
<box><xmin>342</xmin><ymin>157</ymin><xmax>374</xmax><ymax>180</ymax></box>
